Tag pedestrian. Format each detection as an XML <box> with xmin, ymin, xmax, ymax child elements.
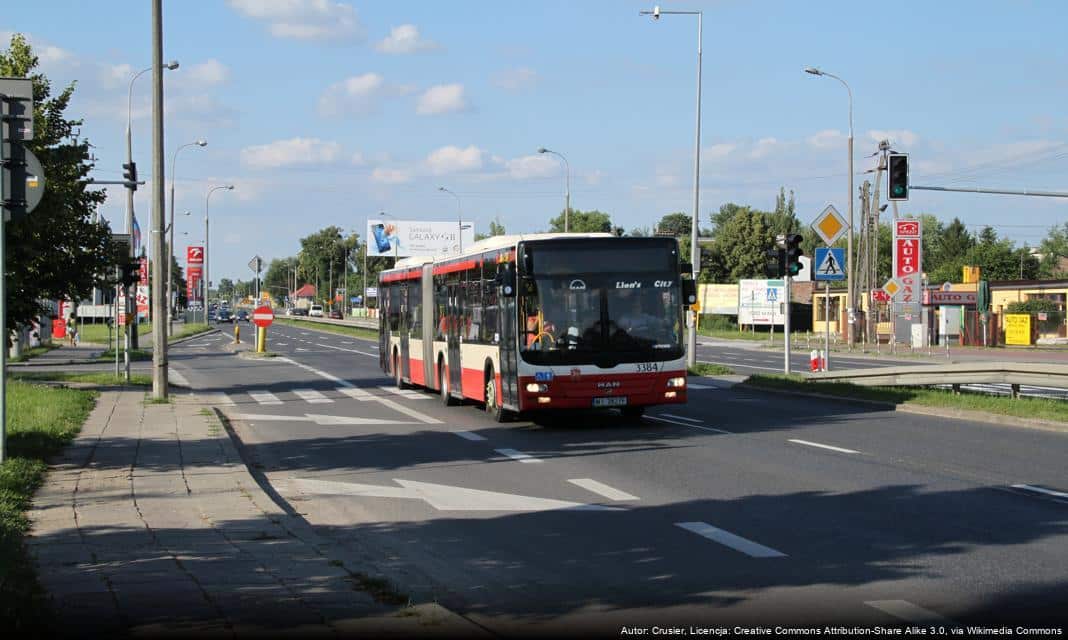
<box><xmin>66</xmin><ymin>318</ymin><xmax>75</xmax><ymax>346</ymax></box>
<box><xmin>71</xmin><ymin>324</ymin><xmax>79</xmax><ymax>347</ymax></box>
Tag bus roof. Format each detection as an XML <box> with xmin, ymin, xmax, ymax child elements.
<box><xmin>386</xmin><ymin>232</ymin><xmax>617</xmax><ymax>272</ymax></box>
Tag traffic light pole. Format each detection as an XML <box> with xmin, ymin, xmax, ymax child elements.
<box><xmin>783</xmin><ymin>275</ymin><xmax>792</xmax><ymax>376</ymax></box>
<box><xmin>0</xmin><ymin>102</ymin><xmax>6</xmax><ymax>463</ymax></box>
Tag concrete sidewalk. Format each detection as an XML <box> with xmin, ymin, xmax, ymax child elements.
<box><xmin>27</xmin><ymin>388</ymin><xmax>479</xmax><ymax>637</ymax></box>
<box><xmin>10</xmin><ymin>343</ymin><xmax>104</xmax><ymax>367</ymax></box>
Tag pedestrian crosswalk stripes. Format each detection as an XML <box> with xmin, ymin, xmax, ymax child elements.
<box><xmin>228</xmin><ymin>386</ymin><xmax>433</xmax><ymax>406</ymax></box>
<box><xmin>248</xmin><ymin>390</ymin><xmax>283</xmax><ymax>405</ymax></box>
<box><xmin>377</xmin><ymin>385</ymin><xmax>429</xmax><ymax>400</ymax></box>
<box><xmin>293</xmin><ymin>389</ymin><xmax>333</xmax><ymax>404</ymax></box>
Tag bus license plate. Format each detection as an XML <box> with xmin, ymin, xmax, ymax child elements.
<box><xmin>593</xmin><ymin>396</ymin><xmax>628</xmax><ymax>407</ymax></box>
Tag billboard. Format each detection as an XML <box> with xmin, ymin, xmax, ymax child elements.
<box><xmin>187</xmin><ymin>245</ymin><xmax>204</xmax><ymax>266</ymax></box>
<box><xmin>738</xmin><ymin>279</ymin><xmax>785</xmax><ymax>326</ymax></box>
<box><xmin>366</xmin><ymin>219</ymin><xmax>475</xmax><ymax>258</ymax></box>
<box><xmin>892</xmin><ymin>219</ymin><xmax>922</xmax><ymax>305</ymax></box>
<box><xmin>697</xmin><ymin>283</ymin><xmax>739</xmax><ymax>315</ymax></box>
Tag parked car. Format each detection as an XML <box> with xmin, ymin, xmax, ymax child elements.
<box><xmin>292</xmin><ymin>307</ymin><xmax>309</xmax><ymax>317</ymax></box>
<box><xmin>309</xmin><ymin>305</ymin><xmax>324</xmax><ymax>317</ymax></box>
<box><xmin>236</xmin><ymin>310</ymin><xmax>249</xmax><ymax>323</ymax></box>
<box><xmin>328</xmin><ymin>309</ymin><xmax>343</xmax><ymax>319</ymax></box>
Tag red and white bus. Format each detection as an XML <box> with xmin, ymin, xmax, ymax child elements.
<box><xmin>378</xmin><ymin>233</ymin><xmax>697</xmax><ymax>421</ymax></box>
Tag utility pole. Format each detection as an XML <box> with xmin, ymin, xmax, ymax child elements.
<box><xmin>150</xmin><ymin>0</ymin><xmax>168</xmax><ymax>399</ymax></box>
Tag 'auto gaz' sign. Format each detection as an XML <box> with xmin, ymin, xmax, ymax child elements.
<box><xmin>892</xmin><ymin>220</ymin><xmax>922</xmax><ymax>303</ymax></box>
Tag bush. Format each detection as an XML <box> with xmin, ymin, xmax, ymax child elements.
<box><xmin>1005</xmin><ymin>299</ymin><xmax>1060</xmax><ymax>314</ymax></box>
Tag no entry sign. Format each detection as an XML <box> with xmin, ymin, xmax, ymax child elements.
<box><xmin>252</xmin><ymin>305</ymin><xmax>274</xmax><ymax>328</ymax></box>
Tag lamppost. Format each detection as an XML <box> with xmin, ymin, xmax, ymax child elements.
<box><xmin>126</xmin><ymin>59</ymin><xmax>178</xmax><ymax>349</ymax></box>
<box><xmin>640</xmin><ymin>4</ymin><xmax>703</xmax><ymax>369</ymax></box>
<box><xmin>536</xmin><ymin>148</ymin><xmax>570</xmax><ymax>232</ymax></box>
<box><xmin>204</xmin><ymin>185</ymin><xmax>234</xmax><ymax>323</ymax></box>
<box><xmin>167</xmin><ymin>139</ymin><xmax>206</xmax><ymax>334</ymax></box>
<box><xmin>805</xmin><ymin>66</ymin><xmax>854</xmax><ymax>347</ymax></box>
<box><xmin>438</xmin><ymin>186</ymin><xmax>464</xmax><ymax>253</ymax></box>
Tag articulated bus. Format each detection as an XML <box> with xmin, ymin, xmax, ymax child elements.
<box><xmin>378</xmin><ymin>233</ymin><xmax>697</xmax><ymax>421</ymax></box>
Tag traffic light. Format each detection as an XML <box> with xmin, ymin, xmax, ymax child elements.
<box><xmin>122</xmin><ymin>161</ymin><xmax>138</xmax><ymax>191</ymax></box>
<box><xmin>784</xmin><ymin>234</ymin><xmax>804</xmax><ymax>277</ymax></box>
<box><xmin>764</xmin><ymin>248</ymin><xmax>785</xmax><ymax>278</ymax></box>
<box><xmin>119</xmin><ymin>261</ymin><xmax>140</xmax><ymax>288</ymax></box>
<box><xmin>888</xmin><ymin>153</ymin><xmax>908</xmax><ymax>201</ymax></box>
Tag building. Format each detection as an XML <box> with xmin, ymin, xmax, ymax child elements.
<box><xmin>290</xmin><ymin>283</ymin><xmax>317</xmax><ymax>309</ymax></box>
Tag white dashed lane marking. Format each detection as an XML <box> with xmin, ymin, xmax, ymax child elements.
<box><xmin>568</xmin><ymin>479</ymin><xmax>638</xmax><ymax>501</ymax></box>
<box><xmin>675</xmin><ymin>522</ymin><xmax>786</xmax><ymax>558</ymax></box>
<box><xmin>495</xmin><ymin>448</ymin><xmax>542</xmax><ymax>464</ymax></box>
<box><xmin>453</xmin><ymin>430</ymin><xmax>487</xmax><ymax>441</ymax></box>
<box><xmin>788</xmin><ymin>439</ymin><xmax>860</xmax><ymax>455</ymax></box>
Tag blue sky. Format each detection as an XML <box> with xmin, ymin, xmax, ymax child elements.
<box><xmin>6</xmin><ymin>0</ymin><xmax>1068</xmax><ymax>282</ymax></box>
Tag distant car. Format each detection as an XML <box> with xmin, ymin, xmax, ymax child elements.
<box><xmin>207</xmin><ymin>309</ymin><xmax>217</xmax><ymax>322</ymax></box>
<box><xmin>309</xmin><ymin>305</ymin><xmax>324</xmax><ymax>317</ymax></box>
<box><xmin>328</xmin><ymin>309</ymin><xmax>343</xmax><ymax>319</ymax></box>
<box><xmin>292</xmin><ymin>307</ymin><xmax>309</xmax><ymax>317</ymax></box>
<box><xmin>236</xmin><ymin>310</ymin><xmax>249</xmax><ymax>323</ymax></box>
<box><xmin>217</xmin><ymin>309</ymin><xmax>233</xmax><ymax>323</ymax></box>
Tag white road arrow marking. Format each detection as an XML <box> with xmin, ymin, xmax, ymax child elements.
<box><xmin>290</xmin><ymin>477</ymin><xmax>622</xmax><ymax>512</ymax></box>
<box><xmin>233</xmin><ymin>413</ymin><xmax>414</xmax><ymax>425</ymax></box>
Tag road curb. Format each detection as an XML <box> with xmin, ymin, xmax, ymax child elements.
<box><xmin>167</xmin><ymin>327</ymin><xmax>220</xmax><ymax>346</ymax></box>
<box><xmin>739</xmin><ymin>381</ymin><xmax>1068</xmax><ymax>433</ymax></box>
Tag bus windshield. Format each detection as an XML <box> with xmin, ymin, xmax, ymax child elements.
<box><xmin>518</xmin><ymin>239</ymin><xmax>684</xmax><ymax>365</ymax></box>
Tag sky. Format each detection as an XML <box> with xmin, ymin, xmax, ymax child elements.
<box><xmin>5</xmin><ymin>0</ymin><xmax>1068</xmax><ymax>284</ymax></box>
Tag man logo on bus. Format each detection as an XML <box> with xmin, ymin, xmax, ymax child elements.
<box><xmin>569</xmin><ymin>279</ymin><xmax>587</xmax><ymax>290</ymax></box>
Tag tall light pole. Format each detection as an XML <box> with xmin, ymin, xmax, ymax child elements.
<box><xmin>537</xmin><ymin>148</ymin><xmax>570</xmax><ymax>232</ymax></box>
<box><xmin>149</xmin><ymin>0</ymin><xmax>171</xmax><ymax>399</ymax></box>
<box><xmin>204</xmin><ymin>185</ymin><xmax>234</xmax><ymax>323</ymax></box>
<box><xmin>126</xmin><ymin>59</ymin><xmax>178</xmax><ymax>350</ymax></box>
<box><xmin>167</xmin><ymin>139</ymin><xmax>206</xmax><ymax>335</ymax></box>
<box><xmin>805</xmin><ymin>66</ymin><xmax>854</xmax><ymax>347</ymax></box>
<box><xmin>640</xmin><ymin>4</ymin><xmax>703</xmax><ymax>368</ymax></box>
<box><xmin>438</xmin><ymin>186</ymin><xmax>464</xmax><ymax>253</ymax></box>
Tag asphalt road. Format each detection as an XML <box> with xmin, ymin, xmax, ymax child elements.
<box><xmin>161</xmin><ymin>324</ymin><xmax>1068</xmax><ymax>634</ymax></box>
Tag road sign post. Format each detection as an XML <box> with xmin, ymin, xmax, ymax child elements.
<box><xmin>813</xmin><ymin>247</ymin><xmax>846</xmax><ymax>371</ymax></box>
<box><xmin>252</xmin><ymin>304</ymin><xmax>273</xmax><ymax>353</ymax></box>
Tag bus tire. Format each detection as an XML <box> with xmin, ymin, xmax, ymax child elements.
<box><xmin>439</xmin><ymin>360</ymin><xmax>456</xmax><ymax>406</ymax></box>
<box><xmin>621</xmin><ymin>406</ymin><xmax>646</xmax><ymax>419</ymax></box>
<box><xmin>484</xmin><ymin>367</ymin><xmax>510</xmax><ymax>423</ymax></box>
<box><xmin>394</xmin><ymin>351</ymin><xmax>407</xmax><ymax>389</ymax></box>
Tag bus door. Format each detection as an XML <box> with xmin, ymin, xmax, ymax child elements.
<box><xmin>446</xmin><ymin>281</ymin><xmax>463</xmax><ymax>396</ymax></box>
<box><xmin>497</xmin><ymin>263</ymin><xmax>519</xmax><ymax>407</ymax></box>
<box><xmin>379</xmin><ymin>282</ymin><xmax>389</xmax><ymax>371</ymax></box>
<box><xmin>399</xmin><ymin>283</ymin><xmax>410</xmax><ymax>379</ymax></box>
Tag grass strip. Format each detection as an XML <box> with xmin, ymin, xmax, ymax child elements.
<box><xmin>8</xmin><ymin>345</ymin><xmax>58</xmax><ymax>363</ymax></box>
<box><xmin>743</xmin><ymin>374</ymin><xmax>1068</xmax><ymax>424</ymax></box>
<box><xmin>689</xmin><ymin>362</ymin><xmax>734</xmax><ymax>376</ymax></box>
<box><xmin>76</xmin><ymin>322</ymin><xmax>210</xmax><ymax>346</ymax></box>
<box><xmin>11</xmin><ymin>371</ymin><xmax>152</xmax><ymax>387</ymax></box>
<box><xmin>274</xmin><ymin>318</ymin><xmax>378</xmax><ymax>342</ymax></box>
<box><xmin>97</xmin><ymin>348</ymin><xmax>151</xmax><ymax>362</ymax></box>
<box><xmin>0</xmin><ymin>380</ymin><xmax>98</xmax><ymax>634</ymax></box>
<box><xmin>169</xmin><ymin>323</ymin><xmax>210</xmax><ymax>342</ymax></box>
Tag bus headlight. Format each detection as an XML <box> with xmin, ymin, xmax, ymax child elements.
<box><xmin>667</xmin><ymin>377</ymin><xmax>686</xmax><ymax>388</ymax></box>
<box><xmin>526</xmin><ymin>383</ymin><xmax>549</xmax><ymax>393</ymax></box>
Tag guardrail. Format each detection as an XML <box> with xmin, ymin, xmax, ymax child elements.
<box><xmin>808</xmin><ymin>362</ymin><xmax>1068</xmax><ymax>398</ymax></box>
<box><xmin>277</xmin><ymin>314</ymin><xmax>378</xmax><ymax>331</ymax></box>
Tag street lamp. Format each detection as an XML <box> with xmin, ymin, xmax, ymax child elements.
<box><xmin>805</xmin><ymin>65</ymin><xmax>855</xmax><ymax>347</ymax></box>
<box><xmin>438</xmin><ymin>186</ymin><xmax>464</xmax><ymax>253</ymax></box>
<box><xmin>167</xmin><ymin>139</ymin><xmax>206</xmax><ymax>334</ymax></box>
<box><xmin>639</xmin><ymin>5</ymin><xmax>703</xmax><ymax>369</ymax></box>
<box><xmin>204</xmin><ymin>184</ymin><xmax>234</xmax><ymax>323</ymax></box>
<box><xmin>537</xmin><ymin>147</ymin><xmax>570</xmax><ymax>233</ymax></box>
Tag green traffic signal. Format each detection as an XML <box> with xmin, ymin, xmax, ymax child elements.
<box><xmin>888</xmin><ymin>153</ymin><xmax>908</xmax><ymax>201</ymax></box>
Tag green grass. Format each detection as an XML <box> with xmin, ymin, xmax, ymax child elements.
<box><xmin>97</xmin><ymin>348</ymin><xmax>151</xmax><ymax>362</ymax></box>
<box><xmin>1</xmin><ymin>380</ymin><xmax>97</xmax><ymax>634</ymax></box>
<box><xmin>689</xmin><ymin>362</ymin><xmax>734</xmax><ymax>376</ymax></box>
<box><xmin>10</xmin><ymin>371</ymin><xmax>152</xmax><ymax>387</ymax></box>
<box><xmin>169</xmin><ymin>323</ymin><xmax>210</xmax><ymax>341</ymax></box>
<box><xmin>743</xmin><ymin>374</ymin><xmax>1068</xmax><ymax>424</ymax></box>
<box><xmin>8</xmin><ymin>345</ymin><xmax>58</xmax><ymax>363</ymax></box>
<box><xmin>275</xmin><ymin>318</ymin><xmax>378</xmax><ymax>341</ymax></box>
<box><xmin>76</xmin><ymin>322</ymin><xmax>210</xmax><ymax>346</ymax></box>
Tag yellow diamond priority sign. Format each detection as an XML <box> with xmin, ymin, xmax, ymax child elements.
<box><xmin>812</xmin><ymin>204</ymin><xmax>848</xmax><ymax>246</ymax></box>
<box><xmin>882</xmin><ymin>277</ymin><xmax>903</xmax><ymax>300</ymax></box>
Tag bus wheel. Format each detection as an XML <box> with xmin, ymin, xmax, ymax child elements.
<box><xmin>439</xmin><ymin>361</ymin><xmax>456</xmax><ymax>406</ymax></box>
<box><xmin>394</xmin><ymin>352</ymin><xmax>407</xmax><ymax>389</ymax></box>
<box><xmin>485</xmin><ymin>369</ymin><xmax>509</xmax><ymax>423</ymax></box>
<box><xmin>621</xmin><ymin>406</ymin><xmax>646</xmax><ymax>419</ymax></box>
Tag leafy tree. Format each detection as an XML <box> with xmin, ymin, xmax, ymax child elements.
<box><xmin>488</xmin><ymin>218</ymin><xmax>506</xmax><ymax>237</ymax></box>
<box><xmin>1037</xmin><ymin>222</ymin><xmax>1068</xmax><ymax>278</ymax></box>
<box><xmin>960</xmin><ymin>226</ymin><xmax>1023</xmax><ymax>281</ymax></box>
<box><xmin>628</xmin><ymin>226</ymin><xmax>650</xmax><ymax>237</ymax></box>
<box><xmin>2</xmin><ymin>34</ymin><xmax>113</xmax><ymax>329</ymax></box>
<box><xmin>548</xmin><ymin>208</ymin><xmax>613</xmax><ymax>233</ymax></box>
<box><xmin>711</xmin><ymin>206</ymin><xmax>773</xmax><ymax>281</ymax></box>
<box><xmin>656</xmin><ymin>212</ymin><xmax>692</xmax><ymax>237</ymax></box>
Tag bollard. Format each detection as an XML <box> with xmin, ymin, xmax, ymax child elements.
<box><xmin>820</xmin><ymin>349</ymin><xmax>827</xmax><ymax>372</ymax></box>
<box><xmin>256</xmin><ymin>326</ymin><xmax>266</xmax><ymax>353</ymax></box>
<box><xmin>234</xmin><ymin>323</ymin><xmax>240</xmax><ymax>344</ymax></box>
<box><xmin>809</xmin><ymin>349</ymin><xmax>820</xmax><ymax>373</ymax></box>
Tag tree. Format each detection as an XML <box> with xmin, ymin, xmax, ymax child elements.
<box><xmin>655</xmin><ymin>212</ymin><xmax>692</xmax><ymax>237</ymax></box>
<box><xmin>628</xmin><ymin>227</ymin><xmax>650</xmax><ymax>237</ymax></box>
<box><xmin>488</xmin><ymin>218</ymin><xmax>506</xmax><ymax>237</ymax></box>
<box><xmin>960</xmin><ymin>227</ymin><xmax>1022</xmax><ymax>281</ymax></box>
<box><xmin>2</xmin><ymin>34</ymin><xmax>113</xmax><ymax>329</ymax></box>
<box><xmin>711</xmin><ymin>206</ymin><xmax>773</xmax><ymax>281</ymax></box>
<box><xmin>217</xmin><ymin>278</ymin><xmax>234</xmax><ymax>301</ymax></box>
<box><xmin>1038</xmin><ymin>222</ymin><xmax>1068</xmax><ymax>278</ymax></box>
<box><xmin>548</xmin><ymin>208</ymin><xmax>612</xmax><ymax>233</ymax></box>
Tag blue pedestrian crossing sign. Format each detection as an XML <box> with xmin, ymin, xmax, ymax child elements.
<box><xmin>814</xmin><ymin>247</ymin><xmax>846</xmax><ymax>281</ymax></box>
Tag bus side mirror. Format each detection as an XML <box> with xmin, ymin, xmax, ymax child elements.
<box><xmin>681</xmin><ymin>279</ymin><xmax>697</xmax><ymax>306</ymax></box>
<box><xmin>680</xmin><ymin>262</ymin><xmax>693</xmax><ymax>275</ymax></box>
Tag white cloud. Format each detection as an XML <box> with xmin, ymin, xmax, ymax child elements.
<box><xmin>426</xmin><ymin>145</ymin><xmax>484</xmax><ymax>175</ymax></box>
<box><xmin>240</xmin><ymin>137</ymin><xmax>342</xmax><ymax>169</ymax></box>
<box><xmin>228</xmin><ymin>0</ymin><xmax>364</xmax><ymax>41</ymax></box>
<box><xmin>375</xmin><ymin>24</ymin><xmax>438</xmax><ymax>54</ymax></box>
<box><xmin>748</xmin><ymin>137</ymin><xmax>778</xmax><ymax>160</ymax></box>
<box><xmin>416</xmin><ymin>83</ymin><xmax>469</xmax><ymax>116</ymax></box>
<box><xmin>491</xmin><ymin>67</ymin><xmax>538</xmax><ymax>91</ymax></box>
<box><xmin>184</xmin><ymin>59</ymin><xmax>230</xmax><ymax>87</ymax></box>
<box><xmin>702</xmin><ymin>143</ymin><xmax>737</xmax><ymax>161</ymax></box>
<box><xmin>351</xmin><ymin>152</ymin><xmax>367</xmax><ymax>166</ymax></box>
<box><xmin>505</xmin><ymin>154</ymin><xmax>557</xmax><ymax>180</ymax></box>
<box><xmin>807</xmin><ymin>129</ymin><xmax>843</xmax><ymax>150</ymax></box>
<box><xmin>585</xmin><ymin>169</ymin><xmax>605</xmax><ymax>186</ymax></box>
<box><xmin>371</xmin><ymin>167</ymin><xmax>412</xmax><ymax>184</ymax></box>
<box><xmin>868</xmin><ymin>129</ymin><xmax>919</xmax><ymax>148</ymax></box>
<box><xmin>318</xmin><ymin>73</ymin><xmax>412</xmax><ymax>117</ymax></box>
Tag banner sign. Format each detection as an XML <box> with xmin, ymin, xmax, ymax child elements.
<box><xmin>697</xmin><ymin>283</ymin><xmax>739</xmax><ymax>315</ymax></box>
<box><xmin>923</xmin><ymin>290</ymin><xmax>977</xmax><ymax>306</ymax></box>
<box><xmin>187</xmin><ymin>245</ymin><xmax>204</xmax><ymax>266</ymax></box>
<box><xmin>366</xmin><ymin>219</ymin><xmax>474</xmax><ymax>258</ymax></box>
<box><xmin>738</xmin><ymin>279</ymin><xmax>785</xmax><ymax>326</ymax></box>
<box><xmin>187</xmin><ymin>266</ymin><xmax>203</xmax><ymax>303</ymax></box>
<box><xmin>892</xmin><ymin>219</ymin><xmax>922</xmax><ymax>303</ymax></box>
<box><xmin>139</xmin><ymin>256</ymin><xmax>149</xmax><ymax>285</ymax></box>
<box><xmin>136</xmin><ymin>285</ymin><xmax>150</xmax><ymax>319</ymax></box>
